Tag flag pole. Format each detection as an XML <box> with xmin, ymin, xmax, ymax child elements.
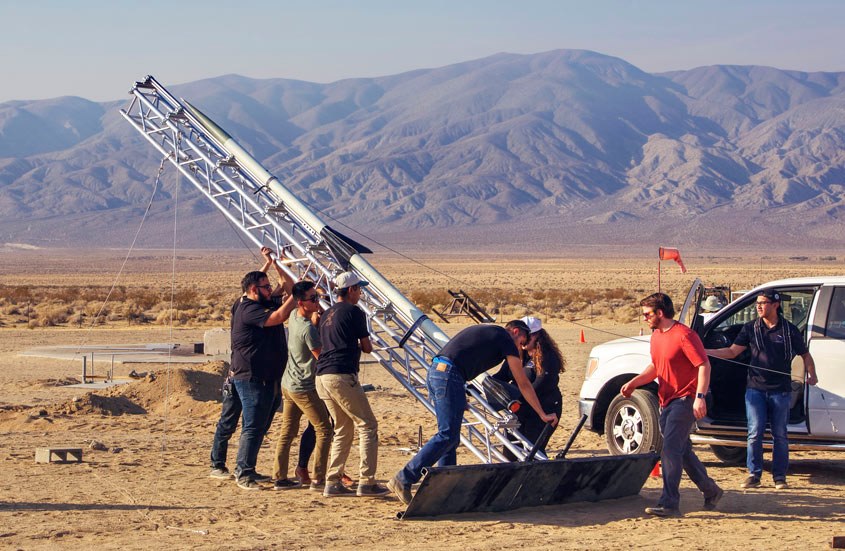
<box><xmin>657</xmin><ymin>248</ymin><xmax>661</xmax><ymax>292</ymax></box>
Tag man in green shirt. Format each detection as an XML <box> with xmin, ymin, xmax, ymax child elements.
<box><xmin>272</xmin><ymin>280</ymin><xmax>333</xmax><ymax>491</ymax></box>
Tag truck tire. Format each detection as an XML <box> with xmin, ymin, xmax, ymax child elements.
<box><xmin>710</xmin><ymin>444</ymin><xmax>747</xmax><ymax>465</ymax></box>
<box><xmin>604</xmin><ymin>390</ymin><xmax>662</xmax><ymax>455</ymax></box>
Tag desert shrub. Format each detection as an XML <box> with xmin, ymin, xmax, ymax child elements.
<box><xmin>84</xmin><ymin>302</ymin><xmax>109</xmax><ymax>319</ymax></box>
<box><xmin>154</xmin><ymin>309</ymin><xmax>173</xmax><ymax>325</ymax></box>
<box><xmin>68</xmin><ymin>312</ymin><xmax>85</xmax><ymax>327</ymax></box>
<box><xmin>410</xmin><ymin>285</ymin><xmax>640</xmax><ymax>323</ymax></box>
<box><xmin>154</xmin><ymin>308</ymin><xmax>194</xmax><ymax>325</ymax></box>
<box><xmin>408</xmin><ymin>289</ymin><xmax>450</xmax><ymax>311</ymax></box>
<box><xmin>0</xmin><ymin>285</ymin><xmax>32</xmax><ymax>303</ymax></box>
<box><xmin>33</xmin><ymin>303</ymin><xmax>72</xmax><ymax>326</ymax></box>
<box><xmin>127</xmin><ymin>287</ymin><xmax>162</xmax><ymax>310</ymax></box>
<box><xmin>172</xmin><ymin>288</ymin><xmax>199</xmax><ymax>305</ymax></box>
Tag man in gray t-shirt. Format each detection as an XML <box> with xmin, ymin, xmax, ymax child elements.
<box><xmin>283</xmin><ymin>308</ymin><xmax>321</xmax><ymax>393</ymax></box>
<box><xmin>272</xmin><ymin>281</ymin><xmax>334</xmax><ymax>491</ymax></box>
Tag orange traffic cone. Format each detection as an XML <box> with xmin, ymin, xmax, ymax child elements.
<box><xmin>650</xmin><ymin>461</ymin><xmax>661</xmax><ymax>477</ymax></box>
<box><xmin>579</xmin><ymin>329</ymin><xmax>586</xmax><ymax>343</ymax></box>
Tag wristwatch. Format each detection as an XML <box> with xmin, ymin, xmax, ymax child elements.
<box><xmin>696</xmin><ymin>392</ymin><xmax>705</xmax><ymax>399</ymax></box>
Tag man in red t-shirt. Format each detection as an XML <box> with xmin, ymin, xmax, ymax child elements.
<box><xmin>621</xmin><ymin>292</ymin><xmax>723</xmax><ymax>517</ymax></box>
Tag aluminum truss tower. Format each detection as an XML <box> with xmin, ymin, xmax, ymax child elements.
<box><xmin>120</xmin><ymin>75</ymin><xmax>546</xmax><ymax>463</ymax></box>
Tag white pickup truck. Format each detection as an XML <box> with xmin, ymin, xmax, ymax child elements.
<box><xmin>578</xmin><ymin>276</ymin><xmax>845</xmax><ymax>463</ymax></box>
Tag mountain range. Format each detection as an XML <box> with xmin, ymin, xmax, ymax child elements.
<box><xmin>2</xmin><ymin>49</ymin><xmax>845</xmax><ymax>252</ymax></box>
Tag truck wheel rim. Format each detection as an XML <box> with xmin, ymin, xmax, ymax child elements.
<box><xmin>612</xmin><ymin>405</ymin><xmax>643</xmax><ymax>453</ymax></box>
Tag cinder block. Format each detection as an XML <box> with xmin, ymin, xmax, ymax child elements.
<box><xmin>35</xmin><ymin>447</ymin><xmax>82</xmax><ymax>464</ymax></box>
<box><xmin>203</xmin><ymin>328</ymin><xmax>230</xmax><ymax>356</ymax></box>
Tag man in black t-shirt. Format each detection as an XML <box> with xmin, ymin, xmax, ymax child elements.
<box><xmin>315</xmin><ymin>271</ymin><xmax>389</xmax><ymax>498</ymax></box>
<box><xmin>210</xmin><ymin>269</ymin><xmax>295</xmax><ymax>491</ymax></box>
<box><xmin>388</xmin><ymin>321</ymin><xmax>559</xmax><ymax>505</ymax></box>
<box><xmin>707</xmin><ymin>289</ymin><xmax>817</xmax><ymax>490</ymax></box>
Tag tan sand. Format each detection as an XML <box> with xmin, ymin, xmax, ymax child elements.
<box><xmin>0</xmin><ymin>322</ymin><xmax>842</xmax><ymax>550</ymax></box>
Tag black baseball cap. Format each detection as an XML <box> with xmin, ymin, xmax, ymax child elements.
<box><xmin>759</xmin><ymin>289</ymin><xmax>781</xmax><ymax>302</ymax></box>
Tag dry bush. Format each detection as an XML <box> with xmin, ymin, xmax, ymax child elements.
<box><xmin>33</xmin><ymin>303</ymin><xmax>72</xmax><ymax>326</ymax></box>
<box><xmin>154</xmin><ymin>309</ymin><xmax>174</xmax><ymax>325</ymax></box>
<box><xmin>127</xmin><ymin>288</ymin><xmax>162</xmax><ymax>310</ymax></box>
<box><xmin>0</xmin><ymin>285</ymin><xmax>32</xmax><ymax>303</ymax></box>
<box><xmin>2</xmin><ymin>253</ymin><xmax>842</xmax><ymax>329</ymax></box>
<box><xmin>68</xmin><ymin>312</ymin><xmax>85</xmax><ymax>327</ymax></box>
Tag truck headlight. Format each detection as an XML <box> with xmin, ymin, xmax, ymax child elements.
<box><xmin>585</xmin><ymin>357</ymin><xmax>599</xmax><ymax>379</ymax></box>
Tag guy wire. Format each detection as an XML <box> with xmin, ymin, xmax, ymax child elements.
<box><xmin>564</xmin><ymin>316</ymin><xmax>812</xmax><ymax>383</ymax></box>
<box><xmin>299</xmin><ymin>200</ymin><xmax>467</xmax><ymax>286</ymax></box>
<box><xmin>75</xmin><ymin>154</ymin><xmax>170</xmax><ymax>355</ymax></box>
<box><xmin>162</xmin><ymin>144</ymin><xmax>182</xmax><ymax>452</ymax></box>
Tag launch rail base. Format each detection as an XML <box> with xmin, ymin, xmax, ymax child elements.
<box><xmin>398</xmin><ymin>452</ymin><xmax>658</xmax><ymax>519</ymax></box>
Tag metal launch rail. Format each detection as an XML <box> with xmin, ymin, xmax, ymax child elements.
<box><xmin>120</xmin><ymin>75</ymin><xmax>545</xmax><ymax>464</ymax></box>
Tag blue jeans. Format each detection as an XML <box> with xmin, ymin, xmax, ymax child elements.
<box><xmin>658</xmin><ymin>397</ymin><xmax>719</xmax><ymax>510</ymax></box>
<box><xmin>233</xmin><ymin>379</ymin><xmax>277</xmax><ymax>480</ymax></box>
<box><xmin>397</xmin><ymin>359</ymin><xmax>466</xmax><ymax>486</ymax></box>
<box><xmin>210</xmin><ymin>378</ymin><xmax>242</xmax><ymax>469</ymax></box>
<box><xmin>745</xmin><ymin>388</ymin><xmax>790</xmax><ymax>480</ymax></box>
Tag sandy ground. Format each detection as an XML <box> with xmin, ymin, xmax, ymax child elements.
<box><xmin>0</xmin><ymin>323</ymin><xmax>843</xmax><ymax>550</ymax></box>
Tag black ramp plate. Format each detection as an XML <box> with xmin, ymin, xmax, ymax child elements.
<box><xmin>400</xmin><ymin>453</ymin><xmax>657</xmax><ymax>519</ymax></box>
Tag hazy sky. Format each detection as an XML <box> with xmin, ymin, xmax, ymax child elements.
<box><xmin>2</xmin><ymin>0</ymin><xmax>844</xmax><ymax>103</ymax></box>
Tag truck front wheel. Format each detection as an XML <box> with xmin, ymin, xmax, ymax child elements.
<box><xmin>604</xmin><ymin>390</ymin><xmax>662</xmax><ymax>455</ymax></box>
<box><xmin>710</xmin><ymin>445</ymin><xmax>747</xmax><ymax>464</ymax></box>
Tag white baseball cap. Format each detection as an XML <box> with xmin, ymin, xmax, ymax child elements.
<box><xmin>520</xmin><ymin>316</ymin><xmax>542</xmax><ymax>334</ymax></box>
<box><xmin>334</xmin><ymin>271</ymin><xmax>369</xmax><ymax>290</ymax></box>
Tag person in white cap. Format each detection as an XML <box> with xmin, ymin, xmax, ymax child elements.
<box><xmin>699</xmin><ymin>296</ymin><xmax>723</xmax><ymax>324</ymax></box>
<box><xmin>315</xmin><ymin>271</ymin><xmax>390</xmax><ymax>498</ymax></box>
<box><xmin>492</xmin><ymin>316</ymin><xmax>565</xmax><ymax>457</ymax></box>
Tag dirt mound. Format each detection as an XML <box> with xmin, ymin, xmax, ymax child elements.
<box><xmin>31</xmin><ymin>377</ymin><xmax>82</xmax><ymax>388</ymax></box>
<box><xmin>49</xmin><ymin>360</ymin><xmax>229</xmax><ymax>419</ymax></box>
<box><xmin>55</xmin><ymin>394</ymin><xmax>147</xmax><ymax>416</ymax></box>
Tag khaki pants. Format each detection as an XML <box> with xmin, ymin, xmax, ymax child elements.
<box><xmin>273</xmin><ymin>387</ymin><xmax>333</xmax><ymax>481</ymax></box>
<box><xmin>316</xmin><ymin>373</ymin><xmax>379</xmax><ymax>485</ymax></box>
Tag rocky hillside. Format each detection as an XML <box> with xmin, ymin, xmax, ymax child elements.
<box><xmin>2</xmin><ymin>50</ymin><xmax>845</xmax><ymax>250</ymax></box>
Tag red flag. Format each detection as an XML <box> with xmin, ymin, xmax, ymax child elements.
<box><xmin>659</xmin><ymin>247</ymin><xmax>687</xmax><ymax>273</ymax></box>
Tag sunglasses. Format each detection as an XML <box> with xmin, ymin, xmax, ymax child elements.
<box><xmin>257</xmin><ymin>284</ymin><xmax>273</xmax><ymax>291</ymax></box>
<box><xmin>642</xmin><ymin>311</ymin><xmax>658</xmax><ymax>319</ymax></box>
<box><xmin>301</xmin><ymin>295</ymin><xmax>320</xmax><ymax>303</ymax></box>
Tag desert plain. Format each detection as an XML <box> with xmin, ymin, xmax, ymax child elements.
<box><xmin>0</xmin><ymin>246</ymin><xmax>843</xmax><ymax>550</ymax></box>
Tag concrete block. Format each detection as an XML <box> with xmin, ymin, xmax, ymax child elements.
<box><xmin>204</xmin><ymin>328</ymin><xmax>230</xmax><ymax>356</ymax></box>
<box><xmin>35</xmin><ymin>447</ymin><xmax>83</xmax><ymax>464</ymax></box>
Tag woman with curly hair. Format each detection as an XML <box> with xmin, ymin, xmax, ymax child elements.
<box><xmin>493</xmin><ymin>316</ymin><xmax>564</xmax><ymax>456</ymax></box>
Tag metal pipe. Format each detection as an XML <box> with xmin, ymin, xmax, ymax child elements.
<box><xmin>556</xmin><ymin>414</ymin><xmax>589</xmax><ymax>459</ymax></box>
